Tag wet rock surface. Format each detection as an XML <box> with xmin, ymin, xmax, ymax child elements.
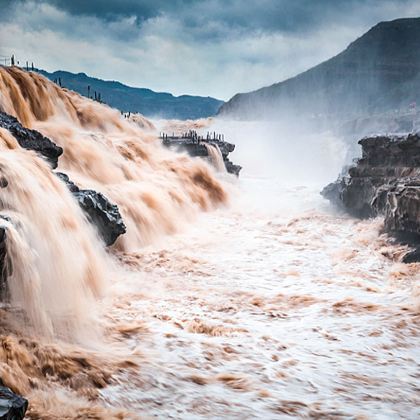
<box><xmin>322</xmin><ymin>132</ymin><xmax>420</xmax><ymax>261</ymax></box>
<box><xmin>56</xmin><ymin>173</ymin><xmax>126</xmax><ymax>246</ymax></box>
<box><xmin>162</xmin><ymin>133</ymin><xmax>242</xmax><ymax>176</ymax></box>
<box><xmin>0</xmin><ymin>385</ymin><xmax>28</xmax><ymax>420</ymax></box>
<box><xmin>0</xmin><ymin>112</ymin><xmax>63</xmax><ymax>168</ymax></box>
<box><xmin>0</xmin><ymin>217</ymin><xmax>9</xmax><ymax>300</ymax></box>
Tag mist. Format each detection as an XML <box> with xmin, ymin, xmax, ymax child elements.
<box><xmin>219</xmin><ymin>17</ymin><xmax>420</xmax><ymax>156</ymax></box>
<box><xmin>207</xmin><ymin>120</ymin><xmax>347</xmax><ymax>185</ymax></box>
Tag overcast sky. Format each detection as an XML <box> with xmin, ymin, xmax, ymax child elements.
<box><xmin>1</xmin><ymin>0</ymin><xmax>420</xmax><ymax>99</ymax></box>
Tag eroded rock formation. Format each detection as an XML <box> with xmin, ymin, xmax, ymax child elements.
<box><xmin>162</xmin><ymin>134</ymin><xmax>242</xmax><ymax>176</ymax></box>
<box><xmin>322</xmin><ymin>132</ymin><xmax>420</xmax><ymax>262</ymax></box>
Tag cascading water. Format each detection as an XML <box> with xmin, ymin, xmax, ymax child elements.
<box><xmin>0</xmin><ymin>67</ymin><xmax>229</xmax><ymax>418</ymax></box>
<box><xmin>0</xmin><ymin>129</ymin><xmax>108</xmax><ymax>341</ymax></box>
<box><xmin>0</xmin><ymin>67</ymin><xmax>225</xmax><ymax>341</ymax></box>
<box><xmin>205</xmin><ymin>143</ymin><xmax>226</xmax><ymax>172</ymax></box>
<box><xmin>0</xmin><ymin>67</ymin><xmax>227</xmax><ymax>249</ymax></box>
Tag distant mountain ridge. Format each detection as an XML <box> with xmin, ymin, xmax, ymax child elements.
<box><xmin>219</xmin><ymin>17</ymin><xmax>420</xmax><ymax>121</ymax></box>
<box><xmin>36</xmin><ymin>69</ymin><xmax>224</xmax><ymax>120</ymax></box>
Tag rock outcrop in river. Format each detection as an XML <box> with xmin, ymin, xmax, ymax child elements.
<box><xmin>0</xmin><ymin>112</ymin><xmax>126</xmax><ymax>246</ymax></box>
<box><xmin>162</xmin><ymin>131</ymin><xmax>242</xmax><ymax>176</ymax></box>
<box><xmin>322</xmin><ymin>132</ymin><xmax>420</xmax><ymax>262</ymax></box>
<box><xmin>0</xmin><ymin>112</ymin><xmax>63</xmax><ymax>168</ymax></box>
<box><xmin>56</xmin><ymin>173</ymin><xmax>126</xmax><ymax>246</ymax></box>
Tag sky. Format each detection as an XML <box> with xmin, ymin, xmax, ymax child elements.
<box><xmin>1</xmin><ymin>0</ymin><xmax>420</xmax><ymax>100</ymax></box>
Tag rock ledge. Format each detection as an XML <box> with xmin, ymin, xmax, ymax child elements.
<box><xmin>322</xmin><ymin>132</ymin><xmax>420</xmax><ymax>262</ymax></box>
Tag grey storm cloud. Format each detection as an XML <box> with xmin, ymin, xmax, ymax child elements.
<box><xmin>45</xmin><ymin>0</ymin><xmax>190</xmax><ymax>24</ymax></box>
<box><xmin>3</xmin><ymin>0</ymin><xmax>412</xmax><ymax>32</ymax></box>
<box><xmin>1</xmin><ymin>0</ymin><xmax>420</xmax><ymax>98</ymax></box>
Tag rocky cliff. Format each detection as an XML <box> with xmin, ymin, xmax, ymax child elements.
<box><xmin>322</xmin><ymin>132</ymin><xmax>420</xmax><ymax>262</ymax></box>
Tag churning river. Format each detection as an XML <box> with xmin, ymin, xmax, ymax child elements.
<box><xmin>99</xmin><ymin>122</ymin><xmax>419</xmax><ymax>419</ymax></box>
<box><xmin>0</xmin><ymin>67</ymin><xmax>418</xmax><ymax>419</ymax></box>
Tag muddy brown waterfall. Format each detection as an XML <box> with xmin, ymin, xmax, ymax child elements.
<box><xmin>0</xmin><ymin>128</ymin><xmax>107</xmax><ymax>341</ymax></box>
<box><xmin>0</xmin><ymin>67</ymin><xmax>227</xmax><ymax>248</ymax></box>
<box><xmin>0</xmin><ymin>67</ymin><xmax>229</xmax><ymax>418</ymax></box>
<box><xmin>0</xmin><ymin>65</ymin><xmax>227</xmax><ymax>329</ymax></box>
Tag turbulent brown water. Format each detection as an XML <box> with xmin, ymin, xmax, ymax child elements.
<box><xmin>0</xmin><ymin>67</ymin><xmax>418</xmax><ymax>419</ymax></box>
<box><xmin>0</xmin><ymin>67</ymin><xmax>226</xmax><ymax>249</ymax></box>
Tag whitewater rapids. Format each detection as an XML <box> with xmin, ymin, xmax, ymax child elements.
<box><xmin>105</xmin><ymin>183</ymin><xmax>420</xmax><ymax>419</ymax></box>
<box><xmin>0</xmin><ymin>67</ymin><xmax>417</xmax><ymax>418</ymax></box>
<box><xmin>98</xmin><ymin>125</ymin><xmax>419</xmax><ymax>419</ymax></box>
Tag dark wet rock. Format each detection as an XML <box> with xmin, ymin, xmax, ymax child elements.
<box><xmin>162</xmin><ymin>133</ymin><xmax>242</xmax><ymax>176</ymax></box>
<box><xmin>56</xmin><ymin>173</ymin><xmax>126</xmax><ymax>246</ymax></box>
<box><xmin>0</xmin><ymin>216</ymin><xmax>9</xmax><ymax>300</ymax></box>
<box><xmin>384</xmin><ymin>183</ymin><xmax>420</xmax><ymax>235</ymax></box>
<box><xmin>401</xmin><ymin>247</ymin><xmax>420</xmax><ymax>263</ymax></box>
<box><xmin>358</xmin><ymin>134</ymin><xmax>420</xmax><ymax>167</ymax></box>
<box><xmin>56</xmin><ymin>172</ymin><xmax>79</xmax><ymax>193</ymax></box>
<box><xmin>0</xmin><ymin>385</ymin><xmax>28</xmax><ymax>420</ymax></box>
<box><xmin>320</xmin><ymin>180</ymin><xmax>342</xmax><ymax>208</ymax></box>
<box><xmin>322</xmin><ymin>132</ymin><xmax>420</xmax><ymax>262</ymax></box>
<box><xmin>74</xmin><ymin>190</ymin><xmax>126</xmax><ymax>246</ymax></box>
<box><xmin>0</xmin><ymin>112</ymin><xmax>63</xmax><ymax>168</ymax></box>
<box><xmin>322</xmin><ymin>176</ymin><xmax>379</xmax><ymax>218</ymax></box>
<box><xmin>223</xmin><ymin>158</ymin><xmax>242</xmax><ymax>177</ymax></box>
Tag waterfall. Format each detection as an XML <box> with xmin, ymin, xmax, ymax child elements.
<box><xmin>205</xmin><ymin>143</ymin><xmax>226</xmax><ymax>172</ymax></box>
